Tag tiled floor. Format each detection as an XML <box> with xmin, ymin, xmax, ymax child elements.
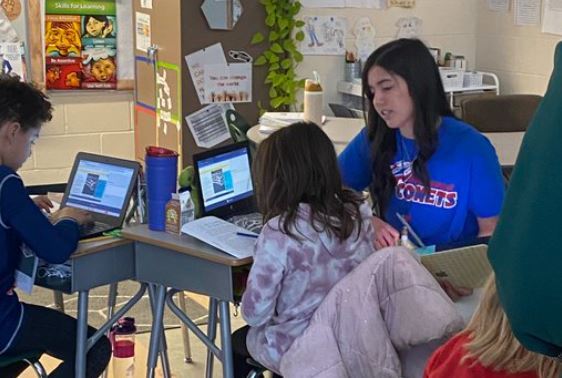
<box><xmin>21</xmin><ymin>294</ymin><xmax>249</xmax><ymax>377</ymax></box>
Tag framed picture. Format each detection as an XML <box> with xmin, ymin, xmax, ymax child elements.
<box><xmin>428</xmin><ymin>47</ymin><xmax>440</xmax><ymax>65</ymax></box>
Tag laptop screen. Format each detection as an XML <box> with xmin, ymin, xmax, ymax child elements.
<box><xmin>196</xmin><ymin>145</ymin><xmax>254</xmax><ymax>213</ymax></box>
<box><xmin>65</xmin><ymin>159</ymin><xmax>136</xmax><ymax>217</ymax></box>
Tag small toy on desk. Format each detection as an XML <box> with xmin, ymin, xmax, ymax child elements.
<box><xmin>178</xmin><ymin>165</ymin><xmax>202</xmax><ymax>219</ymax></box>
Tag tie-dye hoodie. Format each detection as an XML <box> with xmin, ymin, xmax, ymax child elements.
<box><xmin>241</xmin><ymin>202</ymin><xmax>376</xmax><ymax>372</ymax></box>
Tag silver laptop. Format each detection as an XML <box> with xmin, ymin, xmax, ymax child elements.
<box><xmin>61</xmin><ymin>152</ymin><xmax>140</xmax><ymax>239</ymax></box>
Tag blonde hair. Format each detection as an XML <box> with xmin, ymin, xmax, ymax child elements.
<box><xmin>463</xmin><ymin>275</ymin><xmax>561</xmax><ymax>378</ymax></box>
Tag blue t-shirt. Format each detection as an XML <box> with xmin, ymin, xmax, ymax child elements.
<box><xmin>338</xmin><ymin>116</ymin><xmax>504</xmax><ymax>246</ymax></box>
<box><xmin>0</xmin><ymin>166</ymin><xmax>80</xmax><ymax>354</ymax></box>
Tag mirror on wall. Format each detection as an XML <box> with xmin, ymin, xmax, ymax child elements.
<box><xmin>201</xmin><ymin>0</ymin><xmax>243</xmax><ymax>31</ymax></box>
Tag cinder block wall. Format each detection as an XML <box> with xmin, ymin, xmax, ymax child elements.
<box><xmin>19</xmin><ymin>91</ymin><xmax>135</xmax><ymax>186</ymax></box>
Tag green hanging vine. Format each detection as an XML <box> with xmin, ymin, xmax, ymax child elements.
<box><xmin>251</xmin><ymin>0</ymin><xmax>305</xmax><ymax>111</ymax></box>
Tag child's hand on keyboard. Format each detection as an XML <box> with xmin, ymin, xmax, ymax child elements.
<box><xmin>32</xmin><ymin>195</ymin><xmax>54</xmax><ymax>213</ymax></box>
<box><xmin>51</xmin><ymin>208</ymin><xmax>93</xmax><ymax>226</ymax></box>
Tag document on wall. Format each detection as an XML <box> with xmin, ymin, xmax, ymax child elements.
<box><xmin>182</xmin><ymin>216</ymin><xmax>256</xmax><ymax>259</ymax></box>
<box><xmin>514</xmin><ymin>0</ymin><xmax>541</xmax><ymax>26</ymax></box>
<box><xmin>204</xmin><ymin>63</ymin><xmax>252</xmax><ymax>104</ymax></box>
<box><xmin>542</xmin><ymin>0</ymin><xmax>562</xmax><ymax>35</ymax></box>
<box><xmin>135</xmin><ymin>12</ymin><xmax>151</xmax><ymax>52</ymax></box>
<box><xmin>185</xmin><ymin>43</ymin><xmax>227</xmax><ymax>104</ymax></box>
<box><xmin>185</xmin><ymin>103</ymin><xmax>232</xmax><ymax>148</ymax></box>
<box><xmin>487</xmin><ymin>0</ymin><xmax>510</xmax><ymax>12</ymax></box>
<box><xmin>301</xmin><ymin>0</ymin><xmax>344</xmax><ymax>7</ymax></box>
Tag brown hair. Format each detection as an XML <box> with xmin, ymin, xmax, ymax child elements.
<box><xmin>0</xmin><ymin>75</ymin><xmax>52</xmax><ymax>131</ymax></box>
<box><xmin>253</xmin><ymin>122</ymin><xmax>364</xmax><ymax>240</ymax></box>
<box><xmin>463</xmin><ymin>275</ymin><xmax>561</xmax><ymax>378</ymax></box>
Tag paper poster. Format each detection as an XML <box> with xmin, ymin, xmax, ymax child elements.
<box><xmin>542</xmin><ymin>0</ymin><xmax>562</xmax><ymax>35</ymax></box>
<box><xmin>204</xmin><ymin>63</ymin><xmax>251</xmax><ymax>104</ymax></box>
<box><xmin>1</xmin><ymin>0</ymin><xmax>25</xmax><ymax>42</ymax></box>
<box><xmin>135</xmin><ymin>12</ymin><xmax>150</xmax><ymax>52</ymax></box>
<box><xmin>353</xmin><ymin>17</ymin><xmax>376</xmax><ymax>63</ymax></box>
<box><xmin>487</xmin><ymin>0</ymin><xmax>510</xmax><ymax>12</ymax></box>
<box><xmin>0</xmin><ymin>7</ymin><xmax>18</xmax><ymax>42</ymax></box>
<box><xmin>116</xmin><ymin>0</ymin><xmax>133</xmax><ymax>81</ymax></box>
<box><xmin>185</xmin><ymin>43</ymin><xmax>227</xmax><ymax>104</ymax></box>
<box><xmin>45</xmin><ymin>0</ymin><xmax>117</xmax><ymax>90</ymax></box>
<box><xmin>185</xmin><ymin>103</ymin><xmax>231</xmax><ymax>148</ymax></box>
<box><xmin>346</xmin><ymin>0</ymin><xmax>386</xmax><ymax>8</ymax></box>
<box><xmin>300</xmin><ymin>16</ymin><xmax>346</xmax><ymax>56</ymax></box>
<box><xmin>389</xmin><ymin>0</ymin><xmax>415</xmax><ymax>7</ymax></box>
<box><xmin>514</xmin><ymin>0</ymin><xmax>541</xmax><ymax>25</ymax></box>
<box><xmin>395</xmin><ymin>16</ymin><xmax>422</xmax><ymax>39</ymax></box>
<box><xmin>141</xmin><ymin>0</ymin><xmax>152</xmax><ymax>9</ymax></box>
<box><xmin>0</xmin><ymin>42</ymin><xmax>25</xmax><ymax>79</ymax></box>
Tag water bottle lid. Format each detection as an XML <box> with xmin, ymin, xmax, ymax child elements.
<box><xmin>146</xmin><ymin>146</ymin><xmax>178</xmax><ymax>157</ymax></box>
<box><xmin>112</xmin><ymin>317</ymin><xmax>137</xmax><ymax>334</ymax></box>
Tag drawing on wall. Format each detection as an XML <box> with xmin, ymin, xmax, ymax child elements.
<box><xmin>301</xmin><ymin>0</ymin><xmax>386</xmax><ymax>8</ymax></box>
<box><xmin>353</xmin><ymin>17</ymin><xmax>376</xmax><ymax>63</ymax></box>
<box><xmin>45</xmin><ymin>0</ymin><xmax>118</xmax><ymax>90</ymax></box>
<box><xmin>389</xmin><ymin>0</ymin><xmax>416</xmax><ymax>8</ymax></box>
<box><xmin>0</xmin><ymin>42</ymin><xmax>24</xmax><ymax>79</ymax></box>
<box><xmin>0</xmin><ymin>8</ymin><xmax>18</xmax><ymax>42</ymax></box>
<box><xmin>1</xmin><ymin>0</ymin><xmax>21</xmax><ymax>21</ymax></box>
<box><xmin>185</xmin><ymin>43</ymin><xmax>227</xmax><ymax>104</ymax></box>
<box><xmin>300</xmin><ymin>16</ymin><xmax>346</xmax><ymax>56</ymax></box>
<box><xmin>395</xmin><ymin>16</ymin><xmax>422</xmax><ymax>39</ymax></box>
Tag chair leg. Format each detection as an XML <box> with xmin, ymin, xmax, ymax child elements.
<box><xmin>23</xmin><ymin>359</ymin><xmax>48</xmax><ymax>378</ymax></box>
<box><xmin>177</xmin><ymin>291</ymin><xmax>193</xmax><ymax>363</ymax></box>
<box><xmin>53</xmin><ymin>291</ymin><xmax>64</xmax><ymax>312</ymax></box>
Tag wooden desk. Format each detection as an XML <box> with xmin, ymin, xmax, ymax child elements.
<box><xmin>246</xmin><ymin>117</ymin><xmax>524</xmax><ymax>166</ymax></box>
<box><xmin>122</xmin><ymin>225</ymin><xmax>252</xmax><ymax>378</ymax></box>
<box><xmin>36</xmin><ymin>238</ymin><xmax>144</xmax><ymax>378</ymax></box>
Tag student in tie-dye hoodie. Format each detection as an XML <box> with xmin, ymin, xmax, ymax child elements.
<box><xmin>232</xmin><ymin>122</ymin><xmax>376</xmax><ymax>376</ymax></box>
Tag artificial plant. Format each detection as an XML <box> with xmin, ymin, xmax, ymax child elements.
<box><xmin>251</xmin><ymin>0</ymin><xmax>305</xmax><ymax>111</ymax></box>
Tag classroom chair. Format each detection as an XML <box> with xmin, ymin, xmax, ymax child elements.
<box><xmin>0</xmin><ymin>350</ymin><xmax>47</xmax><ymax>377</ymax></box>
<box><xmin>328</xmin><ymin>103</ymin><xmax>358</xmax><ymax>118</ymax></box>
<box><xmin>460</xmin><ymin>94</ymin><xmax>542</xmax><ymax>182</ymax></box>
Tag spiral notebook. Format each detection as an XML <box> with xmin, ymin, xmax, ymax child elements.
<box><xmin>420</xmin><ymin>244</ymin><xmax>492</xmax><ymax>289</ymax></box>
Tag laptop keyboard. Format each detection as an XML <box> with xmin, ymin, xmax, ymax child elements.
<box><xmin>80</xmin><ymin>221</ymin><xmax>109</xmax><ymax>236</ymax></box>
<box><xmin>228</xmin><ymin>212</ymin><xmax>263</xmax><ymax>234</ymax></box>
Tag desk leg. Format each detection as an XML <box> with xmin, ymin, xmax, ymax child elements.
<box><xmin>76</xmin><ymin>290</ymin><xmax>89</xmax><ymax>378</ymax></box>
<box><xmin>147</xmin><ymin>284</ymin><xmax>166</xmax><ymax>378</ymax></box>
<box><xmin>205</xmin><ymin>297</ymin><xmax>218</xmax><ymax>378</ymax></box>
<box><xmin>219</xmin><ymin>300</ymin><xmax>234</xmax><ymax>378</ymax></box>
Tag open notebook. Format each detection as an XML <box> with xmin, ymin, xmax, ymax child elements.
<box><xmin>420</xmin><ymin>244</ymin><xmax>492</xmax><ymax>289</ymax></box>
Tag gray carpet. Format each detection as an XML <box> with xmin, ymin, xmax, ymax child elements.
<box><xmin>17</xmin><ymin>280</ymin><xmax>208</xmax><ymax>333</ymax></box>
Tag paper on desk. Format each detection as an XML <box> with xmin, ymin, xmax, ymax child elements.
<box><xmin>181</xmin><ymin>216</ymin><xmax>256</xmax><ymax>259</ymax></box>
<box><xmin>185</xmin><ymin>103</ymin><xmax>232</xmax><ymax>148</ymax></box>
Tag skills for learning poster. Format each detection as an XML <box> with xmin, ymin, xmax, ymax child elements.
<box><xmin>45</xmin><ymin>0</ymin><xmax>117</xmax><ymax>90</ymax></box>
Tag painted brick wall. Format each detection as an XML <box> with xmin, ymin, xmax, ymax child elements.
<box><xmin>19</xmin><ymin>91</ymin><xmax>135</xmax><ymax>186</ymax></box>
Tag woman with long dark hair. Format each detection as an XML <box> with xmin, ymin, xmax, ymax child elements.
<box><xmin>339</xmin><ymin>39</ymin><xmax>504</xmax><ymax>261</ymax></box>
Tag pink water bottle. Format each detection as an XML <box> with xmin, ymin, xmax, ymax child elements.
<box><xmin>111</xmin><ymin>317</ymin><xmax>136</xmax><ymax>377</ymax></box>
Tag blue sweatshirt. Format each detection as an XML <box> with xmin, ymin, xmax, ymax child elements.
<box><xmin>0</xmin><ymin>166</ymin><xmax>80</xmax><ymax>354</ymax></box>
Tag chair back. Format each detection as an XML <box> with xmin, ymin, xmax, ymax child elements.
<box><xmin>225</xmin><ymin>109</ymin><xmax>251</xmax><ymax>143</ymax></box>
<box><xmin>460</xmin><ymin>94</ymin><xmax>542</xmax><ymax>133</ymax></box>
<box><xmin>329</xmin><ymin>103</ymin><xmax>358</xmax><ymax>118</ymax></box>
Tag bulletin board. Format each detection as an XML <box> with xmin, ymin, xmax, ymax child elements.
<box><xmin>25</xmin><ymin>0</ymin><xmax>134</xmax><ymax>90</ymax></box>
<box><xmin>132</xmin><ymin>0</ymin><xmax>270</xmax><ymax>167</ymax></box>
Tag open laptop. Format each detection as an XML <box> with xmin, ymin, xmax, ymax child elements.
<box><xmin>61</xmin><ymin>152</ymin><xmax>140</xmax><ymax>239</ymax></box>
<box><xmin>192</xmin><ymin>142</ymin><xmax>262</xmax><ymax>233</ymax></box>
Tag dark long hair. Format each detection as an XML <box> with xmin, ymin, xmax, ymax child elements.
<box><xmin>362</xmin><ymin>38</ymin><xmax>453</xmax><ymax>215</ymax></box>
<box><xmin>253</xmin><ymin>122</ymin><xmax>364</xmax><ymax>241</ymax></box>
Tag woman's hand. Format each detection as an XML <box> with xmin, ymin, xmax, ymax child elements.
<box><xmin>32</xmin><ymin>195</ymin><xmax>54</xmax><ymax>213</ymax></box>
<box><xmin>372</xmin><ymin>216</ymin><xmax>400</xmax><ymax>250</ymax></box>
<box><xmin>51</xmin><ymin>208</ymin><xmax>93</xmax><ymax>226</ymax></box>
<box><xmin>438</xmin><ymin>279</ymin><xmax>473</xmax><ymax>302</ymax></box>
